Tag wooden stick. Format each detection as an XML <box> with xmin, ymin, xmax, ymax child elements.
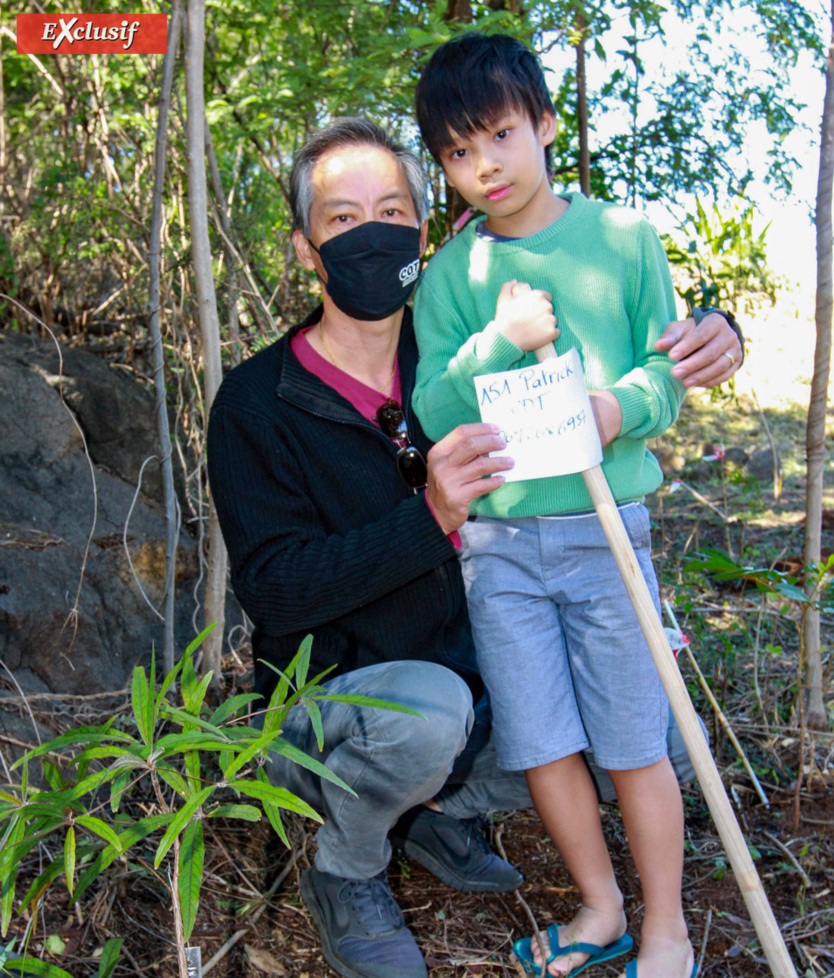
<box><xmin>534</xmin><ymin>344</ymin><xmax>797</xmax><ymax>978</ymax></box>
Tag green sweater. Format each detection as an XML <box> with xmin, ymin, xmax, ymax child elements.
<box><xmin>413</xmin><ymin>191</ymin><xmax>685</xmax><ymax>518</ymax></box>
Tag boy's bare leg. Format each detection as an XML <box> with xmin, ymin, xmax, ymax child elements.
<box><xmin>525</xmin><ymin>753</ymin><xmax>627</xmax><ymax>976</ymax></box>
<box><xmin>609</xmin><ymin>758</ymin><xmax>695</xmax><ymax>978</ymax></box>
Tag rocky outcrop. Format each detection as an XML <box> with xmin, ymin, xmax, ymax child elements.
<box><xmin>0</xmin><ymin>329</ymin><xmax>204</xmax><ymax>698</ymax></box>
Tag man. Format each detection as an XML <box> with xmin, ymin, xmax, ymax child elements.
<box><xmin>207</xmin><ymin>118</ymin><xmax>743</xmax><ymax>978</ymax></box>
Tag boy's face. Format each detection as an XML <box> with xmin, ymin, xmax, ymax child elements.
<box><xmin>440</xmin><ymin>108</ymin><xmax>556</xmax><ymax>236</ymax></box>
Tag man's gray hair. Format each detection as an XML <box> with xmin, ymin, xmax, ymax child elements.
<box><xmin>289</xmin><ymin>117</ymin><xmax>429</xmax><ymax>238</ymax></box>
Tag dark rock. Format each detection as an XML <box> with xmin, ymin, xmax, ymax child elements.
<box><xmin>0</xmin><ymin>330</ymin><xmax>187</xmax><ymax>506</ymax></box>
<box><xmin>745</xmin><ymin>446</ymin><xmax>781</xmax><ymax>483</ymax></box>
<box><xmin>0</xmin><ymin>328</ymin><xmax>206</xmax><ymax>696</ymax></box>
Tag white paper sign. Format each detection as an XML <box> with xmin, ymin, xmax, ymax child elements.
<box><xmin>474</xmin><ymin>347</ymin><xmax>603</xmax><ymax>482</ymax></box>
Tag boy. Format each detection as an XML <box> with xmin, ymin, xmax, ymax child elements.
<box><xmin>412</xmin><ymin>32</ymin><xmax>696</xmax><ymax>978</ymax></box>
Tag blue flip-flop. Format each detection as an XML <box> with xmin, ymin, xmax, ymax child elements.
<box><xmin>625</xmin><ymin>962</ymin><xmax>698</xmax><ymax>977</ymax></box>
<box><xmin>513</xmin><ymin>923</ymin><xmax>633</xmax><ymax>976</ymax></box>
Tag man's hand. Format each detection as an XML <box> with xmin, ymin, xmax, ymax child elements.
<box><xmin>426</xmin><ymin>423</ymin><xmax>513</xmax><ymax>535</ymax></box>
<box><xmin>493</xmin><ymin>280</ymin><xmax>560</xmax><ymax>352</ymax></box>
<box><xmin>655</xmin><ymin>313</ymin><xmax>742</xmax><ymax>388</ymax></box>
<box><xmin>588</xmin><ymin>390</ymin><xmax>623</xmax><ymax>448</ymax></box>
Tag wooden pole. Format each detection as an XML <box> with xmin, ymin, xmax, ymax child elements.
<box><xmin>534</xmin><ymin>344</ymin><xmax>797</xmax><ymax>978</ymax></box>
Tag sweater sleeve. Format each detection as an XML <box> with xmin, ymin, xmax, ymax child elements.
<box><xmin>607</xmin><ymin>220</ymin><xmax>686</xmax><ymax>440</ymax></box>
<box><xmin>412</xmin><ymin>267</ymin><xmax>525</xmax><ymax>442</ymax></box>
<box><xmin>207</xmin><ymin>399</ymin><xmax>456</xmax><ymax>639</ymax></box>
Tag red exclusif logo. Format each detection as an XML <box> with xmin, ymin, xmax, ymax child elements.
<box><xmin>16</xmin><ymin>14</ymin><xmax>167</xmax><ymax>54</ymax></box>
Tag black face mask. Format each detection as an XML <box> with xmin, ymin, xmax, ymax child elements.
<box><xmin>309</xmin><ymin>222</ymin><xmax>421</xmax><ymax>321</ymax></box>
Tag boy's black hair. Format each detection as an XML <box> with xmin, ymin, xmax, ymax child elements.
<box><xmin>415</xmin><ymin>32</ymin><xmax>555</xmax><ymax>177</ymax></box>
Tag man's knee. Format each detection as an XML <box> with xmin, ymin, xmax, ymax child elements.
<box><xmin>371</xmin><ymin>663</ymin><xmax>474</xmax><ymax>760</ymax></box>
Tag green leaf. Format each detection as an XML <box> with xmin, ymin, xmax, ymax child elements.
<box><xmin>132</xmin><ymin>665</ymin><xmax>152</xmax><ymax>748</ymax></box>
<box><xmin>2</xmin><ymin>957</ymin><xmax>76</xmax><ymax>977</ymax></box>
<box><xmin>95</xmin><ymin>938</ymin><xmax>123</xmax><ymax>978</ymax></box>
<box><xmin>181</xmin><ymin>671</ymin><xmax>213</xmax><ymax>718</ymax></box>
<box><xmin>178</xmin><ymin>819</ymin><xmax>204</xmax><ymax>941</ymax></box>
<box><xmin>228</xmin><ymin>780</ymin><xmax>322</xmax><ymax>822</ymax></box>
<box><xmin>155</xmin><ymin>647</ymin><xmax>189</xmax><ymax>714</ymax></box>
<box><xmin>261</xmin><ymin>801</ymin><xmax>289</xmax><ymax>846</ymax></box>
<box><xmin>221</xmin><ymin>728</ymin><xmax>280</xmax><ymax>781</ymax></box>
<box><xmin>209</xmin><ymin>693</ymin><xmax>263</xmax><ymax>727</ymax></box>
<box><xmin>110</xmin><ymin>768</ymin><xmax>137</xmax><ymax>814</ymax></box>
<box><xmin>302</xmin><ymin>698</ymin><xmax>325</xmax><ymax>752</ymax></box>
<box><xmin>157</xmin><ymin>705</ymin><xmax>233</xmax><ymax>738</ymax></box>
<box><xmin>315</xmin><ymin>694</ymin><xmax>424</xmax><ymax>717</ymax></box>
<box><xmin>207</xmin><ymin>805</ymin><xmax>262</xmax><ymax>821</ymax></box>
<box><xmin>267</xmin><ymin>739</ymin><xmax>355</xmax><ymax>796</ymax></box>
<box><xmin>157</xmin><ymin>766</ymin><xmax>191</xmax><ymax>801</ymax></box>
<box><xmin>154</xmin><ymin>787</ymin><xmax>213</xmax><ymax>868</ymax></box>
<box><xmin>295</xmin><ymin>633</ymin><xmax>313</xmax><ymax>687</ymax></box>
<box><xmin>1</xmin><ymin>817</ymin><xmax>25</xmax><ymax>936</ymax></box>
<box><xmin>44</xmin><ymin>934</ymin><xmax>65</xmax><ymax>956</ymax></box>
<box><xmin>13</xmin><ymin>728</ymin><xmax>133</xmax><ymax>769</ymax></box>
<box><xmin>40</xmin><ymin>760</ymin><xmax>66</xmax><ymax>792</ymax></box>
<box><xmin>74</xmin><ymin>815</ymin><xmax>123</xmax><ymax>852</ymax></box>
<box><xmin>183</xmin><ymin>623</ymin><xmax>215</xmax><ymax>660</ymax></box>
<box><xmin>64</xmin><ymin>825</ymin><xmax>76</xmax><ymax>897</ymax></box>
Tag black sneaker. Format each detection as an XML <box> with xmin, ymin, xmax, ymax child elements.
<box><xmin>300</xmin><ymin>866</ymin><xmax>427</xmax><ymax>978</ymax></box>
<box><xmin>390</xmin><ymin>806</ymin><xmax>523</xmax><ymax>892</ymax></box>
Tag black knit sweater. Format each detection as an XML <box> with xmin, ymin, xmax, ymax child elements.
<box><xmin>207</xmin><ymin>307</ymin><xmax>480</xmax><ymax>702</ymax></box>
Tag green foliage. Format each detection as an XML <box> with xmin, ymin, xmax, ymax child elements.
<box><xmin>0</xmin><ymin>628</ymin><xmax>421</xmax><ymax>976</ymax></box>
<box><xmin>687</xmin><ymin>548</ymin><xmax>834</xmax><ymax>613</ymax></box>
<box><xmin>1</xmin><ymin>0</ymin><xmax>825</xmax><ymax>342</ymax></box>
<box><xmin>663</xmin><ymin>199</ymin><xmax>775</xmax><ymax>311</ymax></box>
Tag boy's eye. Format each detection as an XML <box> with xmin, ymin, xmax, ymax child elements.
<box><xmin>449</xmin><ymin>148</ymin><xmax>467</xmax><ymax>160</ymax></box>
<box><xmin>495</xmin><ymin>129</ymin><xmax>509</xmax><ymax>141</ymax></box>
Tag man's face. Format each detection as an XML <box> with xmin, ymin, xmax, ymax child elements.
<box><xmin>293</xmin><ymin>144</ymin><xmax>427</xmax><ymax>278</ymax></box>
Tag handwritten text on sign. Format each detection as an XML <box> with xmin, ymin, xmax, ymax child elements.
<box><xmin>474</xmin><ymin>347</ymin><xmax>603</xmax><ymax>482</ymax></box>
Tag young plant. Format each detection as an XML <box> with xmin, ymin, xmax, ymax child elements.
<box><xmin>688</xmin><ymin>549</ymin><xmax>834</xmax><ymax>827</ymax></box>
<box><xmin>0</xmin><ymin>629</ymin><xmax>420</xmax><ymax>978</ymax></box>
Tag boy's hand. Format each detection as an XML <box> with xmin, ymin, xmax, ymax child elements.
<box><xmin>426</xmin><ymin>423</ymin><xmax>513</xmax><ymax>535</ymax></box>
<box><xmin>588</xmin><ymin>391</ymin><xmax>622</xmax><ymax>448</ymax></box>
<box><xmin>494</xmin><ymin>280</ymin><xmax>560</xmax><ymax>352</ymax></box>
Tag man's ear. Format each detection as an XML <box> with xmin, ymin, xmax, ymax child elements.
<box><xmin>539</xmin><ymin>110</ymin><xmax>557</xmax><ymax>148</ymax></box>
<box><xmin>419</xmin><ymin>220</ymin><xmax>429</xmax><ymax>255</ymax></box>
<box><xmin>292</xmin><ymin>228</ymin><xmax>317</xmax><ymax>272</ymax></box>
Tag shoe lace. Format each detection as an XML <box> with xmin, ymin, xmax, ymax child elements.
<box><xmin>459</xmin><ymin>815</ymin><xmax>492</xmax><ymax>855</ymax></box>
<box><xmin>339</xmin><ymin>873</ymin><xmax>404</xmax><ymax>936</ymax></box>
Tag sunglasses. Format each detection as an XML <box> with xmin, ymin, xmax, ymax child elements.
<box><xmin>376</xmin><ymin>398</ymin><xmax>428</xmax><ymax>491</ymax></box>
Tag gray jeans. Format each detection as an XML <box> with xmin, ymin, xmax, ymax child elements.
<box><xmin>262</xmin><ymin>659</ymin><xmax>701</xmax><ymax>879</ymax></box>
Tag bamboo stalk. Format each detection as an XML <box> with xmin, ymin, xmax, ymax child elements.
<box><xmin>535</xmin><ymin>343</ymin><xmax>797</xmax><ymax>978</ymax></box>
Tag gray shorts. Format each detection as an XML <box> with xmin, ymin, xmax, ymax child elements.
<box><xmin>460</xmin><ymin>503</ymin><xmax>669</xmax><ymax>772</ymax></box>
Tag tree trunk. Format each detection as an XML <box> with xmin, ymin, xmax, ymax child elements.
<box><xmin>184</xmin><ymin>0</ymin><xmax>227</xmax><ymax>681</ymax></box>
<box><xmin>804</xmin><ymin>1</ymin><xmax>834</xmax><ymax>732</ymax></box>
<box><xmin>205</xmin><ymin>118</ymin><xmax>242</xmax><ymax>365</ymax></box>
<box><xmin>575</xmin><ymin>9</ymin><xmax>590</xmax><ymax>196</ymax></box>
<box><xmin>148</xmin><ymin>0</ymin><xmax>184</xmax><ymax>674</ymax></box>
